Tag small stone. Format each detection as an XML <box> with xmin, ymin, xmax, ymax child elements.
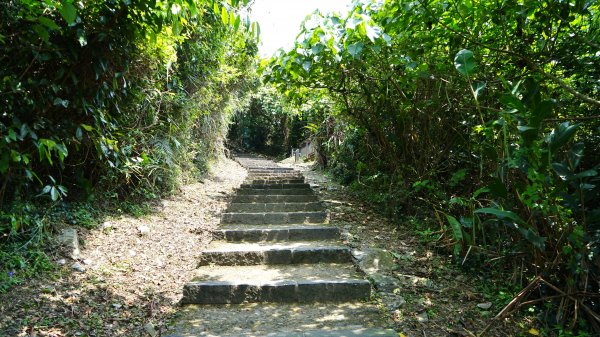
<box><xmin>112</xmin><ymin>303</ymin><xmax>122</xmax><ymax>309</ymax></box>
<box><xmin>144</xmin><ymin>322</ymin><xmax>157</xmax><ymax>337</ymax></box>
<box><xmin>382</xmin><ymin>294</ymin><xmax>406</xmax><ymax>311</ymax></box>
<box><xmin>101</xmin><ymin>221</ymin><xmax>113</xmax><ymax>231</ymax></box>
<box><xmin>129</xmin><ymin>250</ymin><xmax>137</xmax><ymax>257</ymax></box>
<box><xmin>41</xmin><ymin>286</ymin><xmax>55</xmax><ymax>294</ymax></box>
<box><xmin>57</xmin><ymin>228</ymin><xmax>80</xmax><ymax>259</ymax></box>
<box><xmin>370</xmin><ymin>273</ymin><xmax>401</xmax><ymax>292</ymax></box>
<box><xmin>138</xmin><ymin>225</ymin><xmax>150</xmax><ymax>235</ymax></box>
<box><xmin>83</xmin><ymin>259</ymin><xmax>92</xmax><ymax>265</ymax></box>
<box><xmin>477</xmin><ymin>302</ymin><xmax>493</xmax><ymax>310</ymax></box>
<box><xmin>416</xmin><ymin>311</ymin><xmax>429</xmax><ymax>323</ymax></box>
<box><xmin>57</xmin><ymin>258</ymin><xmax>67</xmax><ymax>265</ymax></box>
<box><xmin>357</xmin><ymin>248</ymin><xmax>396</xmax><ymax>273</ymax></box>
<box><xmin>71</xmin><ymin>262</ymin><xmax>86</xmax><ymax>273</ymax></box>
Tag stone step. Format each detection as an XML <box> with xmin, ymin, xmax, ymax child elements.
<box><xmin>227</xmin><ymin>202</ymin><xmax>325</xmax><ymax>212</ymax></box>
<box><xmin>221</xmin><ymin>211</ymin><xmax>328</xmax><ymax>225</ymax></box>
<box><xmin>182</xmin><ymin>263</ymin><xmax>370</xmax><ymax>304</ymax></box>
<box><xmin>212</xmin><ymin>329</ymin><xmax>399</xmax><ymax>337</ymax></box>
<box><xmin>236</xmin><ymin>188</ymin><xmax>314</xmax><ymax>196</ymax></box>
<box><xmin>240</xmin><ymin>183</ymin><xmax>311</xmax><ymax>189</ymax></box>
<box><xmin>248</xmin><ymin>168</ymin><xmax>295</xmax><ymax>173</ymax></box>
<box><xmin>232</xmin><ymin>194</ymin><xmax>320</xmax><ymax>203</ymax></box>
<box><xmin>165</xmin><ymin>301</ymin><xmax>392</xmax><ymax>337</ymax></box>
<box><xmin>213</xmin><ymin>225</ymin><xmax>339</xmax><ymax>242</ymax></box>
<box><xmin>249</xmin><ymin>178</ymin><xmax>305</xmax><ymax>184</ymax></box>
<box><xmin>198</xmin><ymin>241</ymin><xmax>350</xmax><ymax>266</ymax></box>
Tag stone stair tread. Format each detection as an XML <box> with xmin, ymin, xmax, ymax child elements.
<box><xmin>190</xmin><ymin>263</ymin><xmax>363</xmax><ymax>283</ymax></box>
<box><xmin>232</xmin><ymin>195</ymin><xmax>320</xmax><ymax>203</ymax></box>
<box><xmin>219</xmin><ymin>224</ymin><xmax>335</xmax><ymax>229</ymax></box>
<box><xmin>204</xmin><ymin>240</ymin><xmax>342</xmax><ymax>251</ymax></box>
<box><xmin>166</xmin><ymin>302</ymin><xmax>390</xmax><ymax>337</ymax></box>
<box><xmin>217</xmin><ymin>328</ymin><xmax>399</xmax><ymax>337</ymax></box>
<box><xmin>227</xmin><ymin>202</ymin><xmax>325</xmax><ymax>212</ymax></box>
<box><xmin>215</xmin><ymin>226</ymin><xmax>339</xmax><ymax>242</ymax></box>
<box><xmin>182</xmin><ymin>264</ymin><xmax>371</xmax><ymax>304</ymax></box>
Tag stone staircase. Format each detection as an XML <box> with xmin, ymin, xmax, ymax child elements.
<box><xmin>167</xmin><ymin>155</ymin><xmax>395</xmax><ymax>337</ymax></box>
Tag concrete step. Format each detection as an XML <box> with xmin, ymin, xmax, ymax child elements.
<box><xmin>197</xmin><ymin>241</ymin><xmax>350</xmax><ymax>266</ymax></box>
<box><xmin>240</xmin><ymin>183</ymin><xmax>311</xmax><ymax>189</ymax></box>
<box><xmin>249</xmin><ymin>178</ymin><xmax>305</xmax><ymax>184</ymax></box>
<box><xmin>221</xmin><ymin>211</ymin><xmax>328</xmax><ymax>225</ymax></box>
<box><xmin>236</xmin><ymin>188</ymin><xmax>314</xmax><ymax>195</ymax></box>
<box><xmin>214</xmin><ymin>329</ymin><xmax>399</xmax><ymax>337</ymax></box>
<box><xmin>227</xmin><ymin>202</ymin><xmax>325</xmax><ymax>212</ymax></box>
<box><xmin>165</xmin><ymin>302</ymin><xmax>392</xmax><ymax>337</ymax></box>
<box><xmin>248</xmin><ymin>168</ymin><xmax>295</xmax><ymax>173</ymax></box>
<box><xmin>232</xmin><ymin>195</ymin><xmax>320</xmax><ymax>203</ymax></box>
<box><xmin>213</xmin><ymin>225</ymin><xmax>339</xmax><ymax>242</ymax></box>
<box><xmin>182</xmin><ymin>263</ymin><xmax>370</xmax><ymax>304</ymax></box>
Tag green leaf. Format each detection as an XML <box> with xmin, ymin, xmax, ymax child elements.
<box><xmin>552</xmin><ymin>162</ymin><xmax>571</xmax><ymax>180</ymax></box>
<box><xmin>59</xmin><ymin>1</ymin><xmax>77</xmax><ymax>25</ymax></box>
<box><xmin>454</xmin><ymin>49</ymin><xmax>476</xmax><ymax>76</ymax></box>
<box><xmin>302</xmin><ymin>60</ymin><xmax>311</xmax><ymax>72</ymax></box>
<box><xmin>33</xmin><ymin>25</ymin><xmax>49</xmax><ymax>42</ymax></box>
<box><xmin>38</xmin><ymin>17</ymin><xmax>60</xmax><ymax>30</ymax></box>
<box><xmin>474</xmin><ymin>208</ymin><xmax>525</xmax><ymax>225</ymax></box>
<box><xmin>568</xmin><ymin>143</ymin><xmax>585</xmax><ymax>169</ymax></box>
<box><xmin>347</xmin><ymin>42</ymin><xmax>364</xmax><ymax>58</ymax></box>
<box><xmin>570</xmin><ymin>169</ymin><xmax>597</xmax><ymax>180</ymax></box>
<box><xmin>221</xmin><ymin>6</ymin><xmax>229</xmax><ymax>26</ymax></box>
<box><xmin>81</xmin><ymin>124</ymin><xmax>93</xmax><ymax>131</ymax></box>
<box><xmin>446</xmin><ymin>215</ymin><xmax>463</xmax><ymax>256</ymax></box>
<box><xmin>546</xmin><ymin>122</ymin><xmax>579</xmax><ymax>153</ymax></box>
<box><xmin>517</xmin><ymin>228</ymin><xmax>546</xmax><ymax>250</ymax></box>
<box><xmin>76</xmin><ymin>29</ymin><xmax>87</xmax><ymax>47</ymax></box>
<box><xmin>472</xmin><ymin>81</ymin><xmax>486</xmax><ymax>99</ymax></box>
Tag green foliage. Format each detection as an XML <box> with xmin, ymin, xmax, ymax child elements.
<box><xmin>1</xmin><ymin>0</ymin><xmax>258</xmax><ymax>290</ymax></box>
<box><xmin>228</xmin><ymin>85</ymin><xmax>307</xmax><ymax>156</ymax></box>
<box><xmin>264</xmin><ymin>0</ymin><xmax>600</xmax><ymax>331</ymax></box>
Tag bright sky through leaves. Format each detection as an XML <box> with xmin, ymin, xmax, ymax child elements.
<box><xmin>250</xmin><ymin>0</ymin><xmax>350</xmax><ymax>58</ymax></box>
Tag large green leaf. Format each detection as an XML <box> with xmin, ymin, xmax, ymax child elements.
<box><xmin>454</xmin><ymin>49</ymin><xmax>476</xmax><ymax>76</ymax></box>
<box><xmin>474</xmin><ymin>208</ymin><xmax>525</xmax><ymax>225</ymax></box>
<box><xmin>347</xmin><ymin>42</ymin><xmax>364</xmax><ymax>58</ymax></box>
<box><xmin>59</xmin><ymin>1</ymin><xmax>77</xmax><ymax>25</ymax></box>
<box><xmin>546</xmin><ymin>122</ymin><xmax>579</xmax><ymax>153</ymax></box>
<box><xmin>446</xmin><ymin>215</ymin><xmax>463</xmax><ymax>256</ymax></box>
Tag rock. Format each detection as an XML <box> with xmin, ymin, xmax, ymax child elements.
<box><xmin>477</xmin><ymin>302</ymin><xmax>492</xmax><ymax>310</ymax></box>
<box><xmin>416</xmin><ymin>311</ymin><xmax>429</xmax><ymax>323</ymax></box>
<box><xmin>144</xmin><ymin>322</ymin><xmax>158</xmax><ymax>337</ymax></box>
<box><xmin>370</xmin><ymin>273</ymin><xmax>401</xmax><ymax>292</ymax></box>
<box><xmin>355</xmin><ymin>248</ymin><xmax>396</xmax><ymax>273</ymax></box>
<box><xmin>381</xmin><ymin>294</ymin><xmax>406</xmax><ymax>311</ymax></box>
<box><xmin>56</xmin><ymin>228</ymin><xmax>80</xmax><ymax>259</ymax></box>
<box><xmin>101</xmin><ymin>221</ymin><xmax>113</xmax><ymax>231</ymax></box>
<box><xmin>83</xmin><ymin>259</ymin><xmax>92</xmax><ymax>266</ymax></box>
<box><xmin>138</xmin><ymin>225</ymin><xmax>150</xmax><ymax>235</ymax></box>
<box><xmin>395</xmin><ymin>273</ymin><xmax>434</xmax><ymax>289</ymax></box>
<box><xmin>57</xmin><ymin>258</ymin><xmax>67</xmax><ymax>265</ymax></box>
<box><xmin>71</xmin><ymin>262</ymin><xmax>86</xmax><ymax>273</ymax></box>
<box><xmin>112</xmin><ymin>303</ymin><xmax>122</xmax><ymax>309</ymax></box>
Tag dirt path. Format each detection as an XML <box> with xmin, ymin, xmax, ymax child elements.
<box><xmin>0</xmin><ymin>158</ymin><xmax>246</xmax><ymax>337</ymax></box>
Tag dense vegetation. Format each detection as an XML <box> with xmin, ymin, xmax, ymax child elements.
<box><xmin>1</xmin><ymin>0</ymin><xmax>258</xmax><ymax>290</ymax></box>
<box><xmin>228</xmin><ymin>85</ymin><xmax>308</xmax><ymax>156</ymax></box>
<box><xmin>263</xmin><ymin>0</ymin><xmax>599</xmax><ymax>334</ymax></box>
